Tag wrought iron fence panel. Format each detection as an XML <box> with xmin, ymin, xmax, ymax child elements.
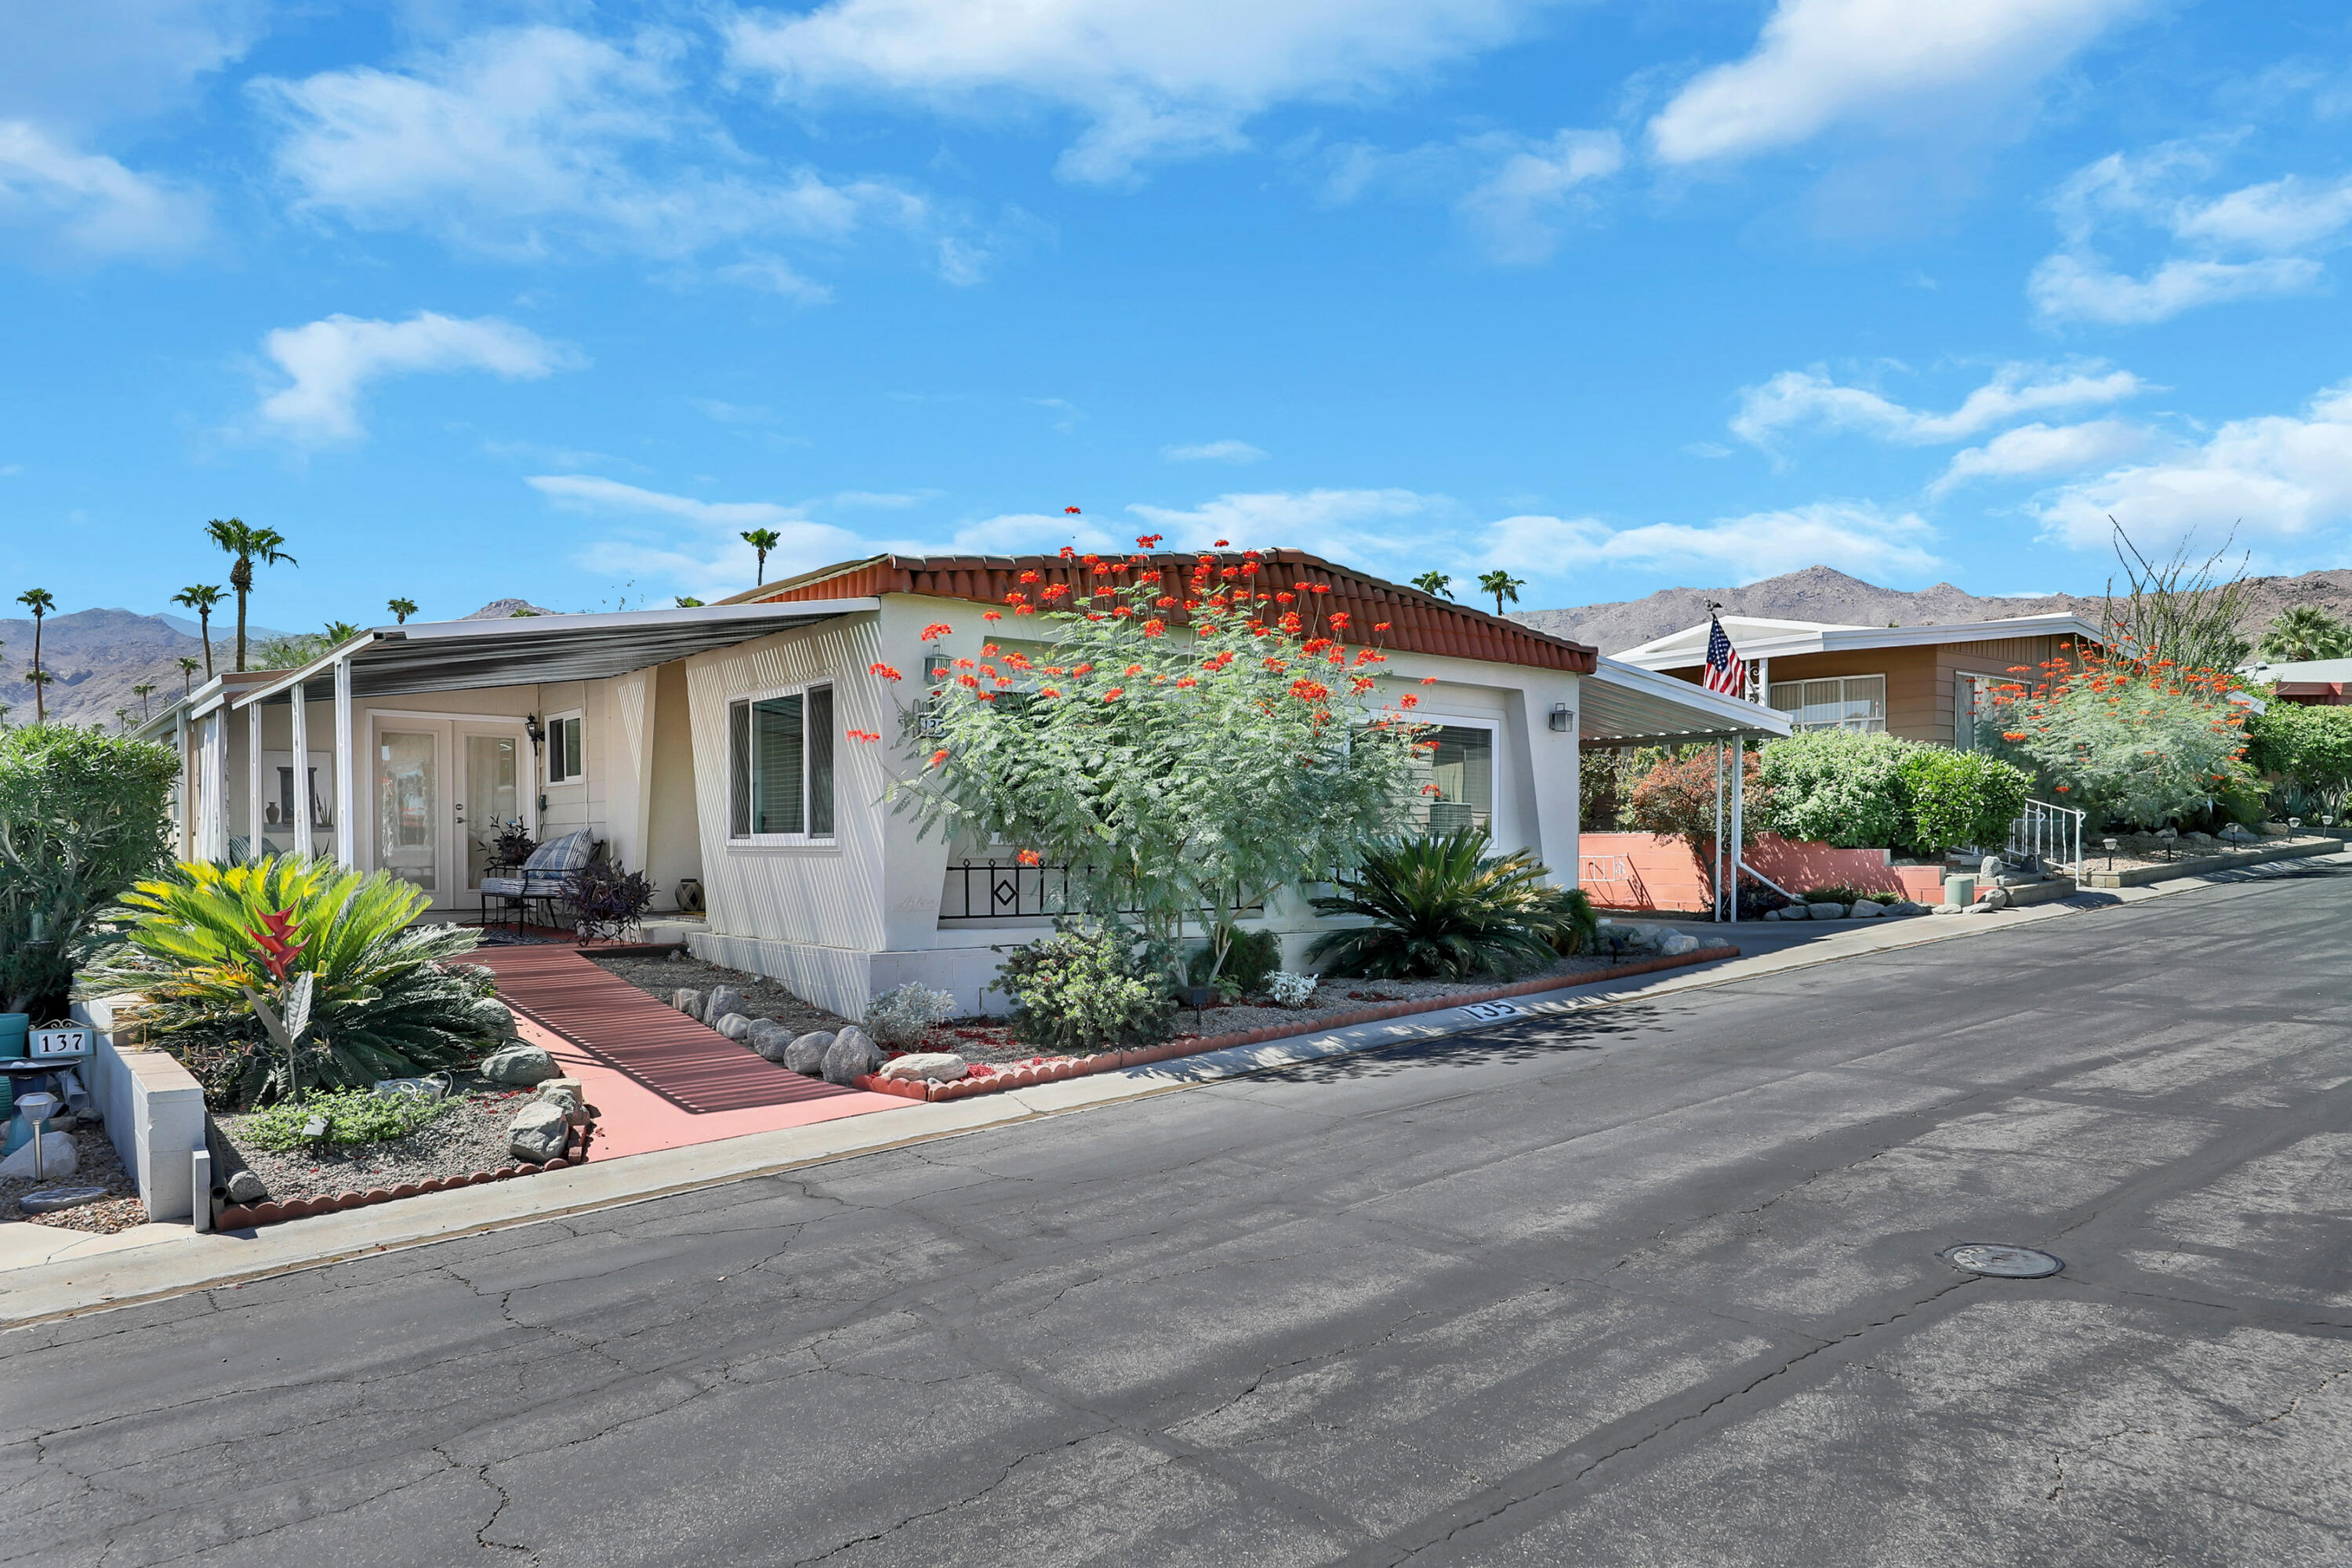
<box><xmin>938</xmin><ymin>861</ymin><xmax>1265</xmax><ymax>922</ymax></box>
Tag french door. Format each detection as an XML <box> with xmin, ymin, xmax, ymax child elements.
<box><xmin>370</xmin><ymin>717</ymin><xmax>533</xmax><ymax>913</ymax></box>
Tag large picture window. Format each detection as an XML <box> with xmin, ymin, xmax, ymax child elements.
<box><xmin>1414</xmin><ymin>724</ymin><xmax>1494</xmax><ymax>833</ymax></box>
<box><xmin>728</xmin><ymin>684</ymin><xmax>834</xmax><ymax>840</ymax></box>
<box><xmin>1768</xmin><ymin>675</ymin><xmax>1886</xmax><ymax>733</ymax></box>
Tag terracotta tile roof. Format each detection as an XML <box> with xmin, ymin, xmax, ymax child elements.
<box><xmin>728</xmin><ymin>550</ymin><xmax>1596</xmax><ymax>673</ymax></box>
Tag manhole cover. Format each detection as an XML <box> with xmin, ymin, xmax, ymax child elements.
<box><xmin>1944</xmin><ymin>1243</ymin><xmax>2063</xmax><ymax>1279</ymax></box>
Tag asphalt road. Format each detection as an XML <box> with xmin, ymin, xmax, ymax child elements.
<box><xmin>9</xmin><ymin>868</ymin><xmax>2352</xmax><ymax>1566</ymax></box>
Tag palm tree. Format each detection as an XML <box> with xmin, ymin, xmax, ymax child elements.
<box><xmin>741</xmin><ymin>528</ymin><xmax>782</xmax><ymax>586</ymax></box>
<box><xmin>321</xmin><ymin>619</ymin><xmax>364</xmax><ymax>645</ymax></box>
<box><xmin>176</xmin><ymin>655</ymin><xmax>201</xmax><ymax>695</ymax></box>
<box><xmin>16</xmin><ymin>588</ymin><xmax>54</xmax><ymax>723</ymax></box>
<box><xmin>674</xmin><ymin>596</ymin><xmax>705</xmax><ymax>608</ymax></box>
<box><xmin>1478</xmin><ymin>570</ymin><xmax>1526</xmax><ymax>617</ymax></box>
<box><xmin>1412</xmin><ymin>571</ymin><xmax>1454</xmax><ymax>600</ymax></box>
<box><xmin>2257</xmin><ymin>605</ymin><xmax>2352</xmax><ymax>663</ymax></box>
<box><xmin>204</xmin><ymin>519</ymin><xmax>296</xmax><ymax>672</ymax></box>
<box><xmin>171</xmin><ymin>583</ymin><xmax>225</xmax><ymax>678</ymax></box>
<box><xmin>114</xmin><ymin>706</ymin><xmax>132</xmax><ymax>732</ymax></box>
<box><xmin>133</xmin><ymin>682</ymin><xmax>156</xmax><ymax>718</ymax></box>
<box><xmin>387</xmin><ymin>597</ymin><xmax>417</xmax><ymax>624</ymax></box>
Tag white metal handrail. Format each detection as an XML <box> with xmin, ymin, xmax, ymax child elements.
<box><xmin>2008</xmin><ymin>799</ymin><xmax>2085</xmax><ymax>873</ymax></box>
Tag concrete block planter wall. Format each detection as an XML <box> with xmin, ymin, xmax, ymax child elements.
<box><xmin>855</xmin><ymin>946</ymin><xmax>1739</xmax><ymax>1103</ymax></box>
<box><xmin>2082</xmin><ymin>837</ymin><xmax>2343</xmax><ymax>888</ymax></box>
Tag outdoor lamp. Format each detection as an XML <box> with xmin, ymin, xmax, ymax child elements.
<box><xmin>2103</xmin><ymin>837</ymin><xmax>2117</xmax><ymax>870</ymax></box>
<box><xmin>2288</xmin><ymin>816</ymin><xmax>2302</xmax><ymax>832</ymax></box>
<box><xmin>2157</xmin><ymin>826</ymin><xmax>2178</xmax><ymax>862</ymax></box>
<box><xmin>1548</xmin><ymin>703</ymin><xmax>1572</xmax><ymax>732</ymax></box>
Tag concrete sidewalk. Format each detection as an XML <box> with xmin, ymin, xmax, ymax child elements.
<box><xmin>6</xmin><ymin>848</ymin><xmax>2343</xmax><ymax>1327</ymax></box>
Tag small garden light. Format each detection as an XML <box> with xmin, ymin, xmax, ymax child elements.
<box><xmin>2103</xmin><ymin>837</ymin><xmax>2117</xmax><ymax>870</ymax></box>
<box><xmin>2157</xmin><ymin>826</ymin><xmax>2177</xmax><ymax>862</ymax></box>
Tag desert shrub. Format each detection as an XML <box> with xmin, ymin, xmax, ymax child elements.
<box><xmin>1552</xmin><ymin>886</ymin><xmax>1600</xmax><ymax>955</ymax></box>
<box><xmin>0</xmin><ymin>725</ymin><xmax>180</xmax><ymax>1014</ymax></box>
<box><xmin>1754</xmin><ymin>731</ymin><xmax>1910</xmax><ymax>849</ymax></box>
<box><xmin>864</xmin><ymin>982</ymin><xmax>957</xmax><ymax>1050</ymax></box>
<box><xmin>82</xmin><ymin>855</ymin><xmax>515</xmax><ymax>1108</ymax></box>
<box><xmin>1266</xmin><ymin>971</ymin><xmax>1318</xmax><ymax>1008</ymax></box>
<box><xmin>239</xmin><ymin>1086</ymin><xmax>450</xmax><ymax>1149</ymax></box>
<box><xmin>1307</xmin><ymin>829</ymin><xmax>1576</xmax><ymax>980</ymax></box>
<box><xmin>2245</xmin><ymin>703</ymin><xmax>2352</xmax><ymax>818</ymax></box>
<box><xmin>1624</xmin><ymin>748</ymin><xmax>1768</xmax><ymax>905</ymax></box>
<box><xmin>994</xmin><ymin>924</ymin><xmax>1177</xmax><ymax>1055</ymax></box>
<box><xmin>1189</xmin><ymin>924</ymin><xmax>1283</xmax><ymax>996</ymax></box>
<box><xmin>1800</xmin><ymin>884</ymin><xmax>1897</xmax><ymax>906</ymax></box>
<box><xmin>1896</xmin><ymin>747</ymin><xmax>2032</xmax><ymax>856</ymax></box>
<box><xmin>1979</xmin><ymin>647</ymin><xmax>2256</xmax><ymax>829</ymax></box>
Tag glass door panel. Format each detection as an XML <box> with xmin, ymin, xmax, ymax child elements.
<box><xmin>377</xmin><ymin>731</ymin><xmax>438</xmax><ymax>895</ymax></box>
<box><xmin>461</xmin><ymin>734</ymin><xmax>521</xmax><ymax>895</ymax></box>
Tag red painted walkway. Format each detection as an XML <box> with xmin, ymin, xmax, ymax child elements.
<box><xmin>469</xmin><ymin>946</ymin><xmax>898</xmax><ymax>1139</ymax></box>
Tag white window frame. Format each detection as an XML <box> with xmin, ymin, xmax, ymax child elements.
<box><xmin>727</xmin><ymin>678</ymin><xmax>839</xmax><ymax>848</ymax></box>
<box><xmin>546</xmin><ymin>710</ymin><xmax>586</xmax><ymax>786</ymax></box>
<box><xmin>1768</xmin><ymin>674</ymin><xmax>1888</xmax><ymax>734</ymax></box>
<box><xmin>1406</xmin><ymin>714</ymin><xmax>1501</xmax><ymax>835</ymax></box>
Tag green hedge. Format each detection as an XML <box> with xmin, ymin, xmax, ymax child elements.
<box><xmin>1755</xmin><ymin>731</ymin><xmax>2031</xmax><ymax>858</ymax></box>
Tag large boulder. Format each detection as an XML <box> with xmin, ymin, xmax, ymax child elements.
<box><xmin>508</xmin><ymin>1102</ymin><xmax>572</xmax><ymax>1163</ymax></box>
<box><xmin>1774</xmin><ymin>904</ymin><xmax>1808</xmax><ymax>921</ymax></box>
<box><xmin>702</xmin><ymin>985</ymin><xmax>745</xmax><ymax>1025</ymax></box>
<box><xmin>1657</xmin><ymin>930</ymin><xmax>1700</xmax><ymax>956</ymax></box>
<box><xmin>713</xmin><ymin>1012</ymin><xmax>756</xmax><ymax>1040</ymax></box>
<box><xmin>1847</xmin><ymin>899</ymin><xmax>1886</xmax><ymax>920</ymax></box>
<box><xmin>821</xmin><ymin>1027</ymin><xmax>884</xmax><ymax>1085</ymax></box>
<box><xmin>746</xmin><ymin>1021</ymin><xmax>796</xmax><ymax>1062</ymax></box>
<box><xmin>1806</xmin><ymin>902</ymin><xmax>1848</xmax><ymax>920</ymax></box>
<box><xmin>1883</xmin><ymin>900</ymin><xmax>1928</xmax><ymax>917</ymax></box>
<box><xmin>480</xmin><ymin>1044</ymin><xmax>559</xmax><ymax>1086</ymax></box>
<box><xmin>784</xmin><ymin>1031</ymin><xmax>836</xmax><ymax>1076</ymax></box>
<box><xmin>670</xmin><ymin>988</ymin><xmax>703</xmax><ymax>1017</ymax></box>
<box><xmin>879</xmin><ymin>1052</ymin><xmax>969</xmax><ymax>1083</ymax></box>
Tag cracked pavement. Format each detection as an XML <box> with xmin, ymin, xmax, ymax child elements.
<box><xmin>6</xmin><ymin>867</ymin><xmax>2352</xmax><ymax>1565</ymax></box>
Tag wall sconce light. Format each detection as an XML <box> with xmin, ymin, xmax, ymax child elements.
<box><xmin>1548</xmin><ymin>703</ymin><xmax>1572</xmax><ymax>733</ymax></box>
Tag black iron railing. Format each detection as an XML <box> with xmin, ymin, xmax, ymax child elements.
<box><xmin>938</xmin><ymin>861</ymin><xmax>1265</xmax><ymax>923</ymax></box>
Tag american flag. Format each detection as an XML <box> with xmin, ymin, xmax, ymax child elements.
<box><xmin>1702</xmin><ymin>612</ymin><xmax>1746</xmax><ymax>696</ymax></box>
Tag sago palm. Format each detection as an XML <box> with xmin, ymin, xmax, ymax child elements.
<box><xmin>1308</xmin><ymin>829</ymin><xmax>1584</xmax><ymax>980</ymax></box>
<box><xmin>84</xmin><ymin>855</ymin><xmax>515</xmax><ymax>1106</ymax></box>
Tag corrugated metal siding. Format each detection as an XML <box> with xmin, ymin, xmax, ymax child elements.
<box><xmin>746</xmin><ymin>550</ymin><xmax>1597</xmax><ymax>673</ymax></box>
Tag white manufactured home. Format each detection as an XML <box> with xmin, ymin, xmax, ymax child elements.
<box><xmin>143</xmin><ymin>550</ymin><xmax>1783</xmax><ymax>1018</ymax></box>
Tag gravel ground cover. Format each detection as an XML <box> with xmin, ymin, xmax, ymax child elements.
<box><xmin>591</xmin><ymin>953</ymin><xmax>851</xmax><ymax>1036</ymax></box>
<box><xmin>2075</xmin><ymin>829</ymin><xmax>2336</xmax><ymax>874</ymax></box>
<box><xmin>0</xmin><ymin>1124</ymin><xmax>147</xmax><ymax>1234</ymax></box>
<box><xmin>213</xmin><ymin>1087</ymin><xmax>549</xmax><ymax>1205</ymax></box>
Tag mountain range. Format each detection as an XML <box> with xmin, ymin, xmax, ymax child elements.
<box><xmin>1510</xmin><ymin>564</ymin><xmax>2352</xmax><ymax>655</ymax></box>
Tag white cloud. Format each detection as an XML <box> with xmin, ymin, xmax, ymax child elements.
<box><xmin>1162</xmin><ymin>439</ymin><xmax>1268</xmax><ymax>464</ymax></box>
<box><xmin>258</xmin><ymin>312</ymin><xmax>583</xmax><ymax>444</ymax></box>
<box><xmin>1930</xmin><ymin>418</ymin><xmax>2149</xmax><ymax>495</ymax></box>
<box><xmin>528</xmin><ymin>474</ymin><xmax>873</xmax><ymax>599</ymax></box>
<box><xmin>1127</xmin><ymin>488</ymin><xmax>1446</xmax><ymax>560</ymax></box>
<box><xmin>1483</xmin><ymin>503</ymin><xmax>1940</xmax><ymax>583</ymax></box>
<box><xmin>1650</xmin><ymin>0</ymin><xmax>2141</xmax><ymax>165</ymax></box>
<box><xmin>255</xmin><ymin>24</ymin><xmax>939</xmax><ymax>275</ymax></box>
<box><xmin>0</xmin><ymin>120</ymin><xmax>209</xmax><ymax>258</ymax></box>
<box><xmin>2031</xmin><ymin>148</ymin><xmax>2352</xmax><ymax>325</ymax></box>
<box><xmin>2034</xmin><ymin>381</ymin><xmax>2352</xmax><ymax>551</ymax></box>
<box><xmin>724</xmin><ymin>0</ymin><xmax>1530</xmax><ymax>183</ymax></box>
<box><xmin>1733</xmin><ymin>361</ymin><xmax>2145</xmax><ymax>450</ymax></box>
<box><xmin>1454</xmin><ymin>129</ymin><xmax>1622</xmax><ymax>265</ymax></box>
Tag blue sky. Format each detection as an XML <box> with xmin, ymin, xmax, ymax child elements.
<box><xmin>3</xmin><ymin>0</ymin><xmax>2350</xmax><ymax>632</ymax></box>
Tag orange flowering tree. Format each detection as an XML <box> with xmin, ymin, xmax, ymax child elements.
<box><xmin>1979</xmin><ymin>639</ymin><xmax>2257</xmax><ymax>828</ymax></box>
<box><xmin>880</xmin><ymin>538</ymin><xmax>1428</xmax><ymax>982</ymax></box>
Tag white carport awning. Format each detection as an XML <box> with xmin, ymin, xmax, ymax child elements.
<box><xmin>1580</xmin><ymin>656</ymin><xmax>1793</xmax><ymax>746</ymax></box>
<box><xmin>228</xmin><ymin>598</ymin><xmax>880</xmax><ymax>706</ymax></box>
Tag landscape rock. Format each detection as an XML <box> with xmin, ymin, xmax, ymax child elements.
<box><xmin>878</xmin><ymin>1052</ymin><xmax>969</xmax><ymax>1083</ymax></box>
<box><xmin>746</xmin><ymin>1021</ymin><xmax>796</xmax><ymax>1062</ymax></box>
<box><xmin>1847</xmin><ymin>899</ymin><xmax>1886</xmax><ymax>919</ymax></box>
<box><xmin>1980</xmin><ymin>855</ymin><xmax>2004</xmax><ymax>878</ymax></box>
<box><xmin>20</xmin><ymin>1185</ymin><xmax>111</xmax><ymax>1215</ymax></box>
<box><xmin>1884</xmin><ymin>900</ymin><xmax>1928</xmax><ymax>917</ymax></box>
<box><xmin>372</xmin><ymin>1076</ymin><xmax>447</xmax><ymax>1103</ymax></box>
<box><xmin>1984</xmin><ymin>887</ymin><xmax>2012</xmax><ymax>909</ymax></box>
<box><xmin>670</xmin><ymin>988</ymin><xmax>703</xmax><ymax>1016</ymax></box>
<box><xmin>702</xmin><ymin>986</ymin><xmax>745</xmax><ymax>1025</ymax></box>
<box><xmin>822</xmin><ymin>1027</ymin><xmax>884</xmax><ymax>1086</ymax></box>
<box><xmin>0</xmin><ymin>1133</ymin><xmax>76</xmax><ymax>1180</ymax></box>
<box><xmin>225</xmin><ymin>1169</ymin><xmax>268</xmax><ymax>1205</ymax></box>
<box><xmin>713</xmin><ymin>1012</ymin><xmax>755</xmax><ymax>1040</ymax></box>
<box><xmin>1657</xmin><ymin>930</ymin><xmax>1700</xmax><ymax>956</ymax></box>
<box><xmin>532</xmin><ymin>1079</ymin><xmax>589</xmax><ymax>1124</ymax></box>
<box><xmin>1773</xmin><ymin>904</ymin><xmax>1807</xmax><ymax>920</ymax></box>
<box><xmin>1806</xmin><ymin>902</ymin><xmax>1848</xmax><ymax>920</ymax></box>
<box><xmin>508</xmin><ymin>1102</ymin><xmax>572</xmax><ymax>1163</ymax></box>
<box><xmin>1932</xmin><ymin>903</ymin><xmax>1965</xmax><ymax>916</ymax></box>
<box><xmin>784</xmin><ymin>1031</ymin><xmax>836</xmax><ymax>1076</ymax></box>
<box><xmin>480</xmin><ymin>1044</ymin><xmax>559</xmax><ymax>1086</ymax></box>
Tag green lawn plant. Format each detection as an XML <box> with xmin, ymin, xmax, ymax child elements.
<box><xmin>2244</xmin><ymin>702</ymin><xmax>2352</xmax><ymax>820</ymax></box>
<box><xmin>240</xmin><ymin>1086</ymin><xmax>450</xmax><ymax>1150</ymax></box>
<box><xmin>83</xmin><ymin>855</ymin><xmax>514</xmax><ymax>1107</ymax></box>
<box><xmin>1307</xmin><ymin>829</ymin><xmax>1584</xmax><ymax>980</ymax></box>
<box><xmin>993</xmin><ymin>922</ymin><xmax>1178</xmax><ymax>1054</ymax></box>
<box><xmin>884</xmin><ymin>538</ymin><xmax>1425</xmax><ymax>986</ymax></box>
<box><xmin>0</xmin><ymin>724</ymin><xmax>180</xmax><ymax>1014</ymax></box>
<box><xmin>1751</xmin><ymin>731</ymin><xmax>1904</xmax><ymax>849</ymax></box>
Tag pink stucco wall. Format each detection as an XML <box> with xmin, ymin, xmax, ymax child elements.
<box><xmin>1579</xmin><ymin>832</ymin><xmax>1947</xmax><ymax>913</ymax></box>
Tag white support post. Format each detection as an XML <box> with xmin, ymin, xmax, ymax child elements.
<box><xmin>291</xmin><ymin>685</ymin><xmax>314</xmax><ymax>858</ymax></box>
<box><xmin>333</xmin><ymin>657</ymin><xmax>356</xmax><ymax>869</ymax></box>
<box><xmin>1712</xmin><ymin>739</ymin><xmax>1726</xmax><ymax>922</ymax></box>
<box><xmin>1729</xmin><ymin>735</ymin><xmax>1744</xmax><ymax>922</ymax></box>
<box><xmin>1749</xmin><ymin>655</ymin><xmax>1769</xmax><ymax>707</ymax></box>
<box><xmin>198</xmin><ymin>713</ymin><xmax>229</xmax><ymax>863</ymax></box>
<box><xmin>246</xmin><ymin>700</ymin><xmax>264</xmax><ymax>864</ymax></box>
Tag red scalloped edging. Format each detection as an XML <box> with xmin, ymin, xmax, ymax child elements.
<box><xmin>217</xmin><ymin>1114</ymin><xmax>597</xmax><ymax>1231</ymax></box>
<box><xmin>853</xmin><ymin>946</ymin><xmax>1739</xmax><ymax>1104</ymax></box>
